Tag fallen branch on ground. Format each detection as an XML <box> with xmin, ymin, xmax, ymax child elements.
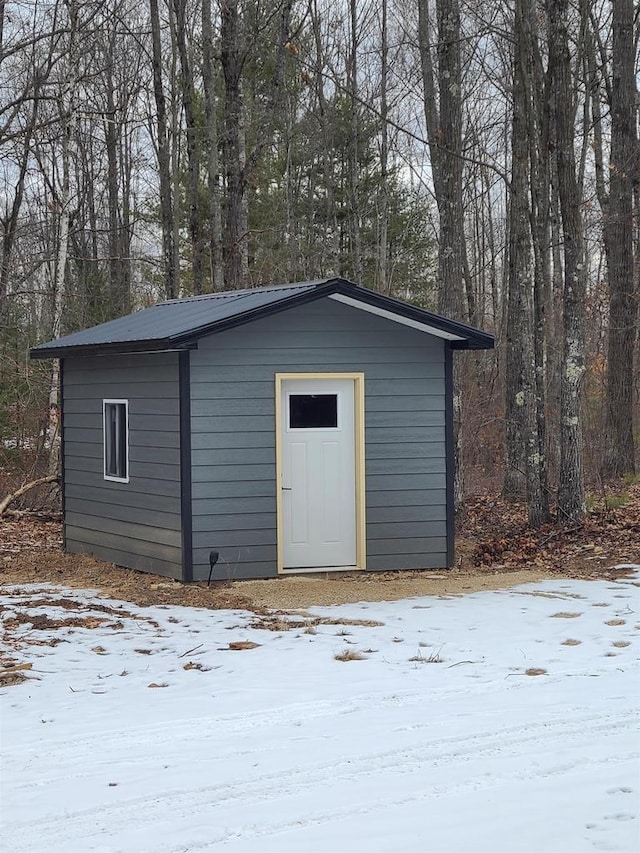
<box><xmin>0</xmin><ymin>475</ymin><xmax>58</xmax><ymax>517</ymax></box>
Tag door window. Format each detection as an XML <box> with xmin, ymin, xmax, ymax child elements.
<box><xmin>288</xmin><ymin>394</ymin><xmax>338</xmax><ymax>429</ymax></box>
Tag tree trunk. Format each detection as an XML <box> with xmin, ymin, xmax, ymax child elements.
<box><xmin>202</xmin><ymin>0</ymin><xmax>225</xmax><ymax>291</ymax></box>
<box><xmin>348</xmin><ymin>0</ymin><xmax>362</xmax><ymax>282</ymax></box>
<box><xmin>418</xmin><ymin>0</ymin><xmax>470</xmax><ymax>511</ymax></box>
<box><xmin>0</xmin><ymin>97</ymin><xmax>37</xmax><ymax>316</ymax></box>
<box><xmin>47</xmin><ymin>0</ymin><xmax>80</xmax><ymax>478</ymax></box>
<box><xmin>220</xmin><ymin>0</ymin><xmax>249</xmax><ymax>290</ymax></box>
<box><xmin>528</xmin><ymin>0</ymin><xmax>551</xmax><ymax>521</ymax></box>
<box><xmin>220</xmin><ymin>0</ymin><xmax>293</xmax><ymax>290</ymax></box>
<box><xmin>377</xmin><ymin>0</ymin><xmax>389</xmax><ymax>293</ymax></box>
<box><xmin>548</xmin><ymin>0</ymin><xmax>587</xmax><ymax>523</ymax></box>
<box><xmin>149</xmin><ymin>0</ymin><xmax>178</xmax><ymax>299</ymax></box>
<box><xmin>310</xmin><ymin>0</ymin><xmax>339</xmax><ymax>274</ymax></box>
<box><xmin>173</xmin><ymin>0</ymin><xmax>205</xmax><ymax>294</ymax></box>
<box><xmin>505</xmin><ymin>0</ymin><xmax>547</xmax><ymax>525</ymax></box>
<box><xmin>105</xmin><ymin>28</ymin><xmax>126</xmax><ymax>313</ymax></box>
<box><xmin>603</xmin><ymin>0</ymin><xmax>637</xmax><ymax>476</ymax></box>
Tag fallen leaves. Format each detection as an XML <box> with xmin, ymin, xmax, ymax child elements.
<box><xmin>183</xmin><ymin>661</ymin><xmax>210</xmax><ymax>671</ymax></box>
<box><xmin>466</xmin><ymin>482</ymin><xmax>640</xmax><ymax>577</ymax></box>
<box><xmin>0</xmin><ymin>593</ymin><xmax>162</xmax><ymax>672</ymax></box>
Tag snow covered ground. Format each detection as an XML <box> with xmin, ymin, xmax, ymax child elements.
<box><xmin>1</xmin><ymin>570</ymin><xmax>639</xmax><ymax>853</ymax></box>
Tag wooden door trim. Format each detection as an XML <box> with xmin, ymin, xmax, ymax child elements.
<box><xmin>275</xmin><ymin>372</ymin><xmax>366</xmax><ymax>575</ymax></box>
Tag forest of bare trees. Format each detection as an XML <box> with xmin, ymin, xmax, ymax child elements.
<box><xmin>1</xmin><ymin>0</ymin><xmax>638</xmax><ymax>525</ymax></box>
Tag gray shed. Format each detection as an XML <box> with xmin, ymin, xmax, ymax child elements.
<box><xmin>31</xmin><ymin>279</ymin><xmax>493</xmax><ymax>582</ymax></box>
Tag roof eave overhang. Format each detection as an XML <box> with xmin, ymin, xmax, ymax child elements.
<box><xmin>30</xmin><ymin>283</ymin><xmax>340</xmax><ymax>359</ymax></box>
<box><xmin>30</xmin><ymin>340</ymin><xmax>198</xmax><ymax>360</ymax></box>
<box><xmin>328</xmin><ymin>283</ymin><xmax>495</xmax><ymax>349</ymax></box>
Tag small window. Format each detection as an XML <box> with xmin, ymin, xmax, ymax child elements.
<box><xmin>103</xmin><ymin>400</ymin><xmax>129</xmax><ymax>482</ymax></box>
<box><xmin>289</xmin><ymin>394</ymin><xmax>338</xmax><ymax>429</ymax></box>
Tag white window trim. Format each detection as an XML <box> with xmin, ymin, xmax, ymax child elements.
<box><xmin>103</xmin><ymin>399</ymin><xmax>130</xmax><ymax>483</ymax></box>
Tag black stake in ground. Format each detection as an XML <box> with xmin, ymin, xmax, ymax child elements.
<box><xmin>207</xmin><ymin>551</ymin><xmax>219</xmax><ymax>587</ymax></box>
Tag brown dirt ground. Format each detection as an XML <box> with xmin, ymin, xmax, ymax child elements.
<box><xmin>1</xmin><ymin>486</ymin><xmax>638</xmax><ymax>612</ymax></box>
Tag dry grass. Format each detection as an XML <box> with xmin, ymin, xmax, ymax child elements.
<box><xmin>561</xmin><ymin>639</ymin><xmax>582</xmax><ymax>646</ymax></box>
<box><xmin>334</xmin><ymin>649</ymin><xmax>367</xmax><ymax>662</ymax></box>
<box><xmin>408</xmin><ymin>650</ymin><xmax>443</xmax><ymax>664</ymax></box>
<box><xmin>515</xmin><ymin>590</ymin><xmax>585</xmax><ymax>601</ymax></box>
<box><xmin>249</xmin><ymin>614</ymin><xmax>384</xmax><ymax>633</ymax></box>
<box><xmin>549</xmin><ymin>612</ymin><xmax>583</xmax><ymax>619</ymax></box>
<box><xmin>0</xmin><ymin>670</ymin><xmax>31</xmax><ymax>686</ymax></box>
<box><xmin>612</xmin><ymin>641</ymin><xmax>631</xmax><ymax>648</ymax></box>
<box><xmin>605</xmin><ymin>619</ymin><xmax>626</xmax><ymax>627</ymax></box>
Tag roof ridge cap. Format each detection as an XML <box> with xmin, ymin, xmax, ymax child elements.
<box><xmin>158</xmin><ymin>280</ymin><xmax>330</xmax><ymax>306</ymax></box>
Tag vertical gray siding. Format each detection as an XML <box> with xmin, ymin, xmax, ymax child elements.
<box><xmin>190</xmin><ymin>297</ymin><xmax>448</xmax><ymax>581</ymax></box>
<box><xmin>62</xmin><ymin>353</ymin><xmax>183</xmax><ymax>578</ymax></box>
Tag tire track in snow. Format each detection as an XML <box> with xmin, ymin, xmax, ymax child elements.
<box><xmin>3</xmin><ymin>711</ymin><xmax>637</xmax><ymax>851</ymax></box>
<box><xmin>184</xmin><ymin>753</ymin><xmax>638</xmax><ymax>851</ymax></box>
<box><xmin>3</xmin><ymin>669</ymin><xmax>617</xmax><ymax>762</ymax></box>
<box><xmin>0</xmin><ymin>681</ymin><xmax>505</xmax><ymax>759</ymax></box>
<box><xmin>6</xmin><ymin>704</ymin><xmax>633</xmax><ymax>791</ymax></box>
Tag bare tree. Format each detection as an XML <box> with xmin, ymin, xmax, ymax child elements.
<box><xmin>46</xmin><ymin>0</ymin><xmax>82</xmax><ymax>474</ymax></box>
<box><xmin>504</xmin><ymin>0</ymin><xmax>549</xmax><ymax>525</ymax></box>
<box><xmin>220</xmin><ymin>0</ymin><xmax>294</xmax><ymax>290</ymax></box>
<box><xmin>417</xmin><ymin>0</ymin><xmax>471</xmax><ymax>511</ymax></box>
<box><xmin>347</xmin><ymin>0</ymin><xmax>363</xmax><ymax>282</ymax></box>
<box><xmin>220</xmin><ymin>0</ymin><xmax>249</xmax><ymax>289</ymax></box>
<box><xmin>173</xmin><ymin>0</ymin><xmax>206</xmax><ymax>294</ymax></box>
<box><xmin>149</xmin><ymin>0</ymin><xmax>179</xmax><ymax>298</ymax></box>
<box><xmin>548</xmin><ymin>0</ymin><xmax>587</xmax><ymax>523</ymax></box>
<box><xmin>202</xmin><ymin>0</ymin><xmax>225</xmax><ymax>291</ymax></box>
<box><xmin>601</xmin><ymin>0</ymin><xmax>638</xmax><ymax>477</ymax></box>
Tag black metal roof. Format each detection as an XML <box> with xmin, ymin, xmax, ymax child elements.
<box><xmin>30</xmin><ymin>278</ymin><xmax>494</xmax><ymax>359</ymax></box>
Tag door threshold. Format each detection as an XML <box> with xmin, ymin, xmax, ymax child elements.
<box><xmin>280</xmin><ymin>565</ymin><xmax>362</xmax><ymax>574</ymax></box>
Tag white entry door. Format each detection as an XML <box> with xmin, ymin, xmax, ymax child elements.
<box><xmin>281</xmin><ymin>377</ymin><xmax>357</xmax><ymax>570</ymax></box>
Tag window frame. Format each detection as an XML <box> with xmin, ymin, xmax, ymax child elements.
<box><xmin>103</xmin><ymin>399</ymin><xmax>130</xmax><ymax>483</ymax></box>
